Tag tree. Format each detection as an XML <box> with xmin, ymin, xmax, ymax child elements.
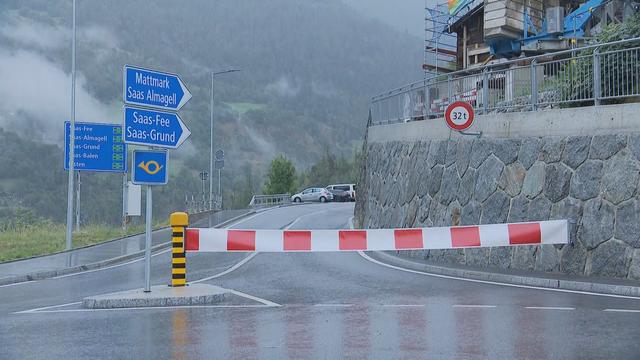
<box><xmin>263</xmin><ymin>155</ymin><xmax>297</xmax><ymax>195</ymax></box>
<box><xmin>298</xmin><ymin>147</ymin><xmax>361</xmax><ymax>189</ymax></box>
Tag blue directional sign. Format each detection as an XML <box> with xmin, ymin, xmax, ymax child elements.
<box><xmin>123</xmin><ymin>65</ymin><xmax>192</xmax><ymax>111</ymax></box>
<box><xmin>64</xmin><ymin>121</ymin><xmax>127</xmax><ymax>173</ymax></box>
<box><xmin>123</xmin><ymin>106</ymin><xmax>191</xmax><ymax>149</ymax></box>
<box><xmin>132</xmin><ymin>150</ymin><xmax>168</xmax><ymax>185</ymax></box>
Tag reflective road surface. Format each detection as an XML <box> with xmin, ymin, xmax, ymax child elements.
<box><xmin>1</xmin><ymin>203</ymin><xmax>640</xmax><ymax>359</ymax></box>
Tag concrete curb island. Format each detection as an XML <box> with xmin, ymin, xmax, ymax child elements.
<box><xmin>369</xmin><ymin>251</ymin><xmax>640</xmax><ymax>298</ymax></box>
<box><xmin>82</xmin><ymin>284</ymin><xmax>229</xmax><ymax>309</ymax></box>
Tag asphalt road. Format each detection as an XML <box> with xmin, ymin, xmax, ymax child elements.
<box><xmin>1</xmin><ymin>202</ymin><xmax>640</xmax><ymax>359</ymax></box>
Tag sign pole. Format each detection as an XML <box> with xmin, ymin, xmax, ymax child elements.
<box><xmin>218</xmin><ymin>169</ymin><xmax>222</xmax><ymax>209</ymax></box>
<box><xmin>122</xmin><ymin>173</ymin><xmax>128</xmax><ymax>233</ymax></box>
<box><xmin>209</xmin><ymin>72</ymin><xmax>214</xmax><ymax>211</ymax></box>
<box><xmin>65</xmin><ymin>0</ymin><xmax>77</xmax><ymax>255</ymax></box>
<box><xmin>144</xmin><ymin>185</ymin><xmax>152</xmax><ymax>292</ymax></box>
<box><xmin>75</xmin><ymin>171</ymin><xmax>81</xmax><ymax>232</ymax></box>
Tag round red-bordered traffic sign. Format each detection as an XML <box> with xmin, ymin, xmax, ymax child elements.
<box><xmin>444</xmin><ymin>101</ymin><xmax>475</xmax><ymax>131</ymax></box>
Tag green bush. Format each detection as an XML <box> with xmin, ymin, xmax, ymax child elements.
<box><xmin>553</xmin><ymin>13</ymin><xmax>640</xmax><ymax>105</ymax></box>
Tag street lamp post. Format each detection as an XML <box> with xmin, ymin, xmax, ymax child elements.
<box><xmin>65</xmin><ymin>0</ymin><xmax>77</xmax><ymax>255</ymax></box>
<box><xmin>210</xmin><ymin>69</ymin><xmax>241</xmax><ymax>210</ymax></box>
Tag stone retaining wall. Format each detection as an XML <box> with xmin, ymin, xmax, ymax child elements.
<box><xmin>355</xmin><ymin>133</ymin><xmax>640</xmax><ymax>280</ymax></box>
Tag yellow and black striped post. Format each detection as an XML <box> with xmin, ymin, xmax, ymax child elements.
<box><xmin>170</xmin><ymin>212</ymin><xmax>188</xmax><ymax>287</ymax></box>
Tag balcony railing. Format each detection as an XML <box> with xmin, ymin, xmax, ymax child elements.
<box><xmin>370</xmin><ymin>37</ymin><xmax>640</xmax><ymax>126</ymax></box>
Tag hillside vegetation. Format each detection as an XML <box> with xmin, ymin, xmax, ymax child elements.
<box><xmin>0</xmin><ymin>0</ymin><xmax>422</xmax><ymax>225</ymax></box>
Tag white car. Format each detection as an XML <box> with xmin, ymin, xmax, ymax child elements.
<box><xmin>326</xmin><ymin>183</ymin><xmax>356</xmax><ymax>201</ymax></box>
<box><xmin>291</xmin><ymin>187</ymin><xmax>334</xmax><ymax>203</ymax></box>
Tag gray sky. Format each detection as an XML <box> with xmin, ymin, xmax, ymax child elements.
<box><xmin>342</xmin><ymin>0</ymin><xmax>426</xmax><ymax>38</ymax></box>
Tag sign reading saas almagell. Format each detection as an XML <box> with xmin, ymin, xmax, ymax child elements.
<box><xmin>123</xmin><ymin>65</ymin><xmax>192</xmax><ymax>111</ymax></box>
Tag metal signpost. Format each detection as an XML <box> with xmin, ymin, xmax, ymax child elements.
<box><xmin>200</xmin><ymin>171</ymin><xmax>209</xmax><ymax>211</ymax></box>
<box><xmin>132</xmin><ymin>150</ymin><xmax>168</xmax><ymax>292</ymax></box>
<box><xmin>65</xmin><ymin>0</ymin><xmax>77</xmax><ymax>255</ymax></box>
<box><xmin>214</xmin><ymin>149</ymin><xmax>225</xmax><ymax>209</ymax></box>
<box><xmin>123</xmin><ymin>65</ymin><xmax>191</xmax><ymax>292</ymax></box>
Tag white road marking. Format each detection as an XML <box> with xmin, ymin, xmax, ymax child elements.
<box><xmin>382</xmin><ymin>304</ymin><xmax>424</xmax><ymax>307</ymax></box>
<box><xmin>314</xmin><ymin>304</ymin><xmax>353</xmax><ymax>307</ymax></box>
<box><xmin>525</xmin><ymin>306</ymin><xmax>575</xmax><ymax>310</ymax></box>
<box><xmin>452</xmin><ymin>304</ymin><xmax>497</xmax><ymax>308</ymax></box>
<box><xmin>17</xmin><ymin>304</ymin><xmax>275</xmax><ymax>314</ymax></box>
<box><xmin>15</xmin><ymin>301</ymin><xmax>83</xmax><ymax>314</ymax></box>
<box><xmin>357</xmin><ymin>251</ymin><xmax>640</xmax><ymax>300</ymax></box>
<box><xmin>14</xmin><ymin>287</ymin><xmax>281</xmax><ymax>314</ymax></box>
<box><xmin>228</xmin><ymin>289</ymin><xmax>281</xmax><ymax>307</ymax></box>
<box><xmin>603</xmin><ymin>308</ymin><xmax>640</xmax><ymax>313</ymax></box>
<box><xmin>0</xmin><ymin>280</ymin><xmax>36</xmax><ymax>288</ymax></box>
<box><xmin>190</xmin><ymin>253</ymin><xmax>258</xmax><ymax>283</ymax></box>
<box><xmin>224</xmin><ymin>211</ymin><xmax>265</xmax><ymax>229</ymax></box>
<box><xmin>284</xmin><ymin>209</ymin><xmax>333</xmax><ymax>230</ymax></box>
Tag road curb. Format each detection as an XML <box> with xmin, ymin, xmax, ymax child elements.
<box><xmin>82</xmin><ymin>284</ymin><xmax>229</xmax><ymax>309</ymax></box>
<box><xmin>369</xmin><ymin>251</ymin><xmax>640</xmax><ymax>298</ymax></box>
<box><xmin>0</xmin><ymin>209</ymin><xmax>261</xmax><ymax>287</ymax></box>
<box><xmin>0</xmin><ymin>240</ymin><xmax>172</xmax><ymax>287</ymax></box>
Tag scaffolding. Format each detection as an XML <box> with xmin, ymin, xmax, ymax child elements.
<box><xmin>424</xmin><ymin>0</ymin><xmax>458</xmax><ymax>77</ymax></box>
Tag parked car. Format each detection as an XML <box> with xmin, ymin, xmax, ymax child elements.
<box><xmin>326</xmin><ymin>188</ymin><xmax>350</xmax><ymax>202</ymax></box>
<box><xmin>326</xmin><ymin>184</ymin><xmax>356</xmax><ymax>201</ymax></box>
<box><xmin>291</xmin><ymin>187</ymin><xmax>334</xmax><ymax>203</ymax></box>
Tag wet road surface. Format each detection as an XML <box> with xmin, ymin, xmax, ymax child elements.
<box><xmin>1</xmin><ymin>202</ymin><xmax>640</xmax><ymax>359</ymax></box>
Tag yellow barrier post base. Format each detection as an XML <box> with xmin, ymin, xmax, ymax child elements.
<box><xmin>170</xmin><ymin>212</ymin><xmax>189</xmax><ymax>287</ymax></box>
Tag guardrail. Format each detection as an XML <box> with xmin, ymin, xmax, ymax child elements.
<box><xmin>248</xmin><ymin>194</ymin><xmax>291</xmax><ymax>208</ymax></box>
<box><xmin>370</xmin><ymin>37</ymin><xmax>640</xmax><ymax>126</ymax></box>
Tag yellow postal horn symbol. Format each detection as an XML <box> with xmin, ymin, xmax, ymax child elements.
<box><xmin>138</xmin><ymin>160</ymin><xmax>163</xmax><ymax>175</ymax></box>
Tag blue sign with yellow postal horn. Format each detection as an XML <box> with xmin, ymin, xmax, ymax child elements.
<box><xmin>132</xmin><ymin>150</ymin><xmax>168</xmax><ymax>185</ymax></box>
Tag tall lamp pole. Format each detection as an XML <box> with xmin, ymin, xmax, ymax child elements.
<box><xmin>65</xmin><ymin>0</ymin><xmax>77</xmax><ymax>253</ymax></box>
<box><xmin>210</xmin><ymin>69</ymin><xmax>241</xmax><ymax>210</ymax></box>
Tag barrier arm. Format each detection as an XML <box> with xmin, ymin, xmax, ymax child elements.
<box><xmin>183</xmin><ymin>220</ymin><xmax>568</xmax><ymax>253</ymax></box>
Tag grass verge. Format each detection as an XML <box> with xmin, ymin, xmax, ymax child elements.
<box><xmin>0</xmin><ymin>222</ymin><xmax>167</xmax><ymax>263</ymax></box>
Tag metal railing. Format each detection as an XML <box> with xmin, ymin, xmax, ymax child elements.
<box><xmin>249</xmin><ymin>194</ymin><xmax>291</xmax><ymax>208</ymax></box>
<box><xmin>370</xmin><ymin>37</ymin><xmax>640</xmax><ymax>126</ymax></box>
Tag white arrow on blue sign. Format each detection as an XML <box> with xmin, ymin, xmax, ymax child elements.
<box><xmin>123</xmin><ymin>65</ymin><xmax>192</xmax><ymax>111</ymax></box>
<box><xmin>123</xmin><ymin>106</ymin><xmax>191</xmax><ymax>149</ymax></box>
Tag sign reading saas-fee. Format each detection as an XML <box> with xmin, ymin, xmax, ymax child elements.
<box><xmin>123</xmin><ymin>65</ymin><xmax>192</xmax><ymax>111</ymax></box>
<box><xmin>123</xmin><ymin>106</ymin><xmax>191</xmax><ymax>149</ymax></box>
<box><xmin>64</xmin><ymin>121</ymin><xmax>127</xmax><ymax>172</ymax></box>
<box><xmin>132</xmin><ymin>150</ymin><xmax>168</xmax><ymax>185</ymax></box>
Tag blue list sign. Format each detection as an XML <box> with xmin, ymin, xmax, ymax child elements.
<box><xmin>123</xmin><ymin>106</ymin><xmax>191</xmax><ymax>149</ymax></box>
<box><xmin>123</xmin><ymin>65</ymin><xmax>192</xmax><ymax>111</ymax></box>
<box><xmin>132</xmin><ymin>150</ymin><xmax>168</xmax><ymax>185</ymax></box>
<box><xmin>64</xmin><ymin>121</ymin><xmax>127</xmax><ymax>173</ymax></box>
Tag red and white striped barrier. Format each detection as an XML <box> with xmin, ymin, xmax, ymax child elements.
<box><xmin>185</xmin><ymin>220</ymin><xmax>568</xmax><ymax>252</ymax></box>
